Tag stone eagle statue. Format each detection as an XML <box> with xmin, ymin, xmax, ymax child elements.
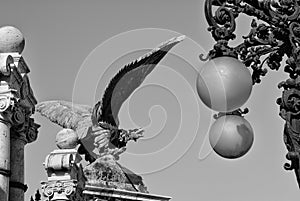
<box><xmin>36</xmin><ymin>35</ymin><xmax>185</xmax><ymax>163</ymax></box>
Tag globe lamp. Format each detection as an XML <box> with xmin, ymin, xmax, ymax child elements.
<box><xmin>196</xmin><ymin>56</ymin><xmax>253</xmax><ymax>112</ymax></box>
<box><xmin>209</xmin><ymin>115</ymin><xmax>254</xmax><ymax>159</ymax></box>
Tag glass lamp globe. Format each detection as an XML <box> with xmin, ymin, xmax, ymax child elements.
<box><xmin>209</xmin><ymin>115</ymin><xmax>254</xmax><ymax>159</ymax></box>
<box><xmin>196</xmin><ymin>56</ymin><xmax>252</xmax><ymax>112</ymax></box>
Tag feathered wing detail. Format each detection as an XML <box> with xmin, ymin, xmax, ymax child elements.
<box><xmin>36</xmin><ymin>100</ymin><xmax>93</xmax><ymax>130</ymax></box>
<box><xmin>93</xmin><ymin>35</ymin><xmax>185</xmax><ymax>127</ymax></box>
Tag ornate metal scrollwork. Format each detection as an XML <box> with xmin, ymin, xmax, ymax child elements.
<box><xmin>213</xmin><ymin>108</ymin><xmax>249</xmax><ymax>119</ymax></box>
<box><xmin>202</xmin><ymin>0</ymin><xmax>300</xmax><ymax>83</ymax></box>
<box><xmin>277</xmin><ymin>80</ymin><xmax>300</xmax><ymax>187</ymax></box>
<box><xmin>203</xmin><ymin>0</ymin><xmax>300</xmax><ymax>188</ymax></box>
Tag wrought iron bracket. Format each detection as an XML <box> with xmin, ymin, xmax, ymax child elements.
<box><xmin>203</xmin><ymin>0</ymin><xmax>300</xmax><ymax>188</ymax></box>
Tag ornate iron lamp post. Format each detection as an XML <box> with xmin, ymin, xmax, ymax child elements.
<box><xmin>198</xmin><ymin>0</ymin><xmax>300</xmax><ymax>188</ymax></box>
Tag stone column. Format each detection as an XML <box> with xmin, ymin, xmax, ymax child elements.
<box><xmin>0</xmin><ymin>88</ymin><xmax>31</xmax><ymax>201</ymax></box>
<box><xmin>9</xmin><ymin>118</ymin><xmax>39</xmax><ymax>201</ymax></box>
<box><xmin>9</xmin><ymin>131</ymin><xmax>26</xmax><ymax>201</ymax></box>
<box><xmin>0</xmin><ymin>26</ymin><xmax>39</xmax><ymax>201</ymax></box>
<box><xmin>0</xmin><ymin>113</ymin><xmax>11</xmax><ymax>201</ymax></box>
<box><xmin>0</xmin><ymin>52</ymin><xmax>19</xmax><ymax>201</ymax></box>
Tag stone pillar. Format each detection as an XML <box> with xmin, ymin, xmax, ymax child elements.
<box><xmin>0</xmin><ymin>114</ymin><xmax>11</xmax><ymax>201</ymax></box>
<box><xmin>9</xmin><ymin>131</ymin><xmax>26</xmax><ymax>201</ymax></box>
<box><xmin>0</xmin><ymin>52</ymin><xmax>19</xmax><ymax>201</ymax></box>
<box><xmin>9</xmin><ymin>120</ymin><xmax>39</xmax><ymax>201</ymax></box>
<box><xmin>0</xmin><ymin>26</ymin><xmax>39</xmax><ymax>201</ymax></box>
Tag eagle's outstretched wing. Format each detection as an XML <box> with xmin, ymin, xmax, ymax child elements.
<box><xmin>93</xmin><ymin>35</ymin><xmax>185</xmax><ymax>127</ymax></box>
<box><xmin>36</xmin><ymin>100</ymin><xmax>93</xmax><ymax>130</ymax></box>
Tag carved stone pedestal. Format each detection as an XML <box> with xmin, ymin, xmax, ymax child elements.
<box><xmin>82</xmin><ymin>155</ymin><xmax>170</xmax><ymax>201</ymax></box>
<box><xmin>41</xmin><ymin>149</ymin><xmax>86</xmax><ymax>201</ymax></box>
<box><xmin>41</xmin><ymin>150</ymin><xmax>171</xmax><ymax>201</ymax></box>
<box><xmin>83</xmin><ymin>185</ymin><xmax>171</xmax><ymax>201</ymax></box>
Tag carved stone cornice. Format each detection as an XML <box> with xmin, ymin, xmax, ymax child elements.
<box><xmin>83</xmin><ymin>185</ymin><xmax>171</xmax><ymax>201</ymax></box>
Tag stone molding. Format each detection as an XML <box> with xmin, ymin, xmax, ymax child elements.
<box><xmin>41</xmin><ymin>180</ymin><xmax>77</xmax><ymax>200</ymax></box>
<box><xmin>83</xmin><ymin>185</ymin><xmax>171</xmax><ymax>201</ymax></box>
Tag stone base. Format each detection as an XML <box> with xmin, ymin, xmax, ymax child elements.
<box><xmin>83</xmin><ymin>155</ymin><xmax>148</xmax><ymax>193</ymax></box>
<box><xmin>83</xmin><ymin>185</ymin><xmax>171</xmax><ymax>201</ymax></box>
<box><xmin>41</xmin><ymin>151</ymin><xmax>171</xmax><ymax>201</ymax></box>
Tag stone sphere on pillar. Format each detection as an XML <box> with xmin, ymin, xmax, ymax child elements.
<box><xmin>0</xmin><ymin>26</ymin><xmax>25</xmax><ymax>54</ymax></box>
<box><xmin>56</xmin><ymin>129</ymin><xmax>79</xmax><ymax>149</ymax></box>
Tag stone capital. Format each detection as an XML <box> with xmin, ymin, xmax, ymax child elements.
<box><xmin>0</xmin><ymin>52</ymin><xmax>39</xmax><ymax>127</ymax></box>
<box><xmin>41</xmin><ymin>180</ymin><xmax>77</xmax><ymax>201</ymax></box>
<box><xmin>9</xmin><ymin>111</ymin><xmax>39</xmax><ymax>144</ymax></box>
